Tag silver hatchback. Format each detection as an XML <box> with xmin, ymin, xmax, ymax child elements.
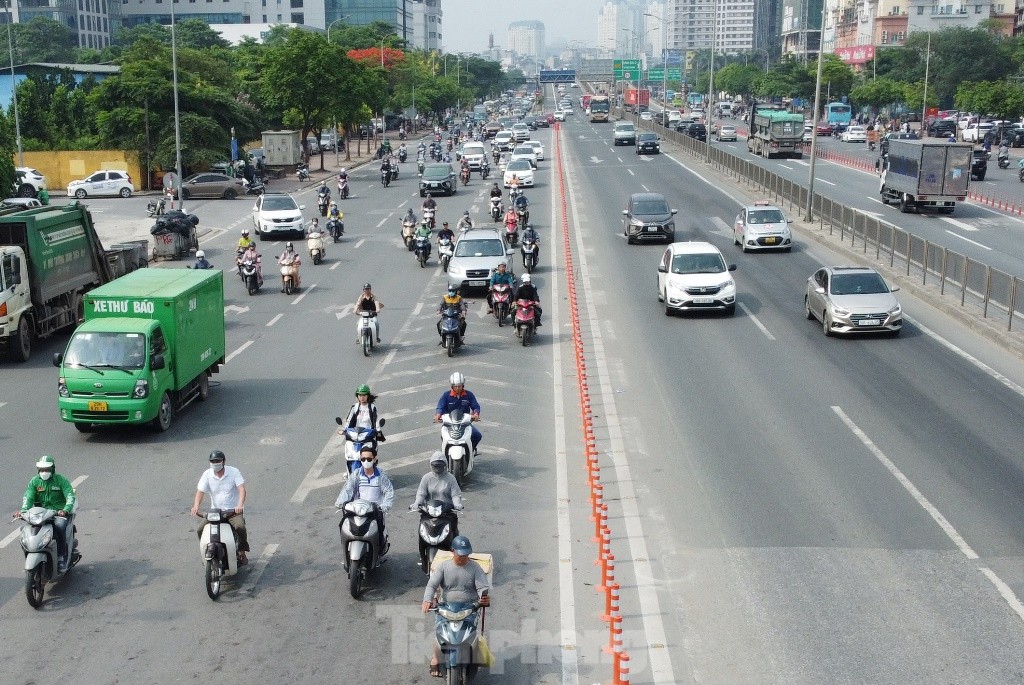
<box><xmin>805</xmin><ymin>266</ymin><xmax>902</xmax><ymax>336</ymax></box>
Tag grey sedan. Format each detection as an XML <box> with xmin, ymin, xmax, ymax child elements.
<box><xmin>805</xmin><ymin>266</ymin><xmax>902</xmax><ymax>336</ymax></box>
<box><xmin>180</xmin><ymin>173</ymin><xmax>245</xmax><ymax>200</ymax></box>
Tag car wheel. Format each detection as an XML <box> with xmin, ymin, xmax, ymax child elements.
<box><xmin>180</xmin><ymin>188</ymin><xmax>190</xmax><ymax>200</ymax></box>
<box><xmin>119</xmin><ymin>187</ymin><xmax>132</xmax><ymax>198</ymax></box>
<box><xmin>740</xmin><ymin>236</ymin><xmax>750</xmax><ymax>253</ymax></box>
<box><xmin>224</xmin><ymin>189</ymin><xmax>237</xmax><ymax>199</ymax></box>
<box><xmin>822</xmin><ymin>311</ymin><xmax>833</xmax><ymax>337</ymax></box>
<box><xmin>804</xmin><ymin>296</ymin><xmax>815</xmax><ymax>320</ymax></box>
<box><xmin>74</xmin><ymin>189</ymin><xmax>87</xmax><ymax>199</ymax></box>
<box><xmin>17</xmin><ymin>184</ymin><xmax>35</xmax><ymax>198</ymax></box>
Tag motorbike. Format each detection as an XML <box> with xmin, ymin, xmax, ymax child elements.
<box><xmin>326</xmin><ymin>217</ymin><xmax>344</xmax><ymax>242</ymax></box>
<box><xmin>398</xmin><ymin>148</ymin><xmax>408</xmax><ymax>163</ymax></box>
<box><xmin>504</xmin><ymin>222</ymin><xmax>519</xmax><ymax>248</ymax></box>
<box><xmin>280</xmin><ymin>258</ymin><xmax>300</xmax><ymax>295</ymax></box>
<box><xmin>418</xmin><ymin>158</ymin><xmax>426</xmax><ymax>174</ymax></box>
<box><xmin>489</xmin><ymin>197</ymin><xmax>503</xmax><ymax>222</ymax></box>
<box><xmin>460</xmin><ymin>167</ymin><xmax>471</xmax><ymax>186</ymax></box>
<box><xmin>317</xmin><ymin>194</ymin><xmax>330</xmax><ymax>217</ymax></box>
<box><xmin>490</xmin><ymin>283</ymin><xmax>513</xmax><ymax>326</ymax></box>
<box><xmin>337</xmin><ymin>499</ymin><xmax>387</xmax><ymax>598</ymax></box>
<box><xmin>307</xmin><ymin>231</ymin><xmax>325</xmax><ymax>265</ymax></box>
<box><xmin>381</xmin><ymin>166</ymin><xmax>392</xmax><ymax>187</ymax></box>
<box><xmin>439</xmin><ymin>304</ymin><xmax>464</xmax><ymax>357</ymax></box>
<box><xmin>423</xmin><ymin>206</ymin><xmax>437</xmax><ymax>230</ymax></box>
<box><xmin>335</xmin><ymin>416</ymin><xmax>386</xmax><ymax>470</ymax></box>
<box><xmin>515</xmin><ymin>205</ymin><xmax>530</xmax><ymax>230</ymax></box>
<box><xmin>243</xmin><ymin>177</ymin><xmax>265</xmax><ymax>195</ymax></box>
<box><xmin>14</xmin><ymin>506</ymin><xmax>80</xmax><ymax>608</ymax></box>
<box><xmin>415</xmin><ymin>500</ymin><xmax>458</xmax><ymax>575</ymax></box>
<box><xmin>297</xmin><ymin>163</ymin><xmax>310</xmax><ymax>182</ymax></box>
<box><xmin>438</xmin><ymin>236</ymin><xmax>454</xmax><ymax>272</ymax></box>
<box><xmin>401</xmin><ymin>218</ymin><xmax>417</xmax><ymax>250</ymax></box>
<box><xmin>414</xmin><ymin>233</ymin><xmax>432</xmax><ymax>268</ymax></box>
<box><xmin>514</xmin><ymin>299</ymin><xmax>537</xmax><ymax>346</ymax></box>
<box><xmin>147</xmin><ymin>197</ymin><xmax>166</xmax><ymax>218</ymax></box>
<box><xmin>390</xmin><ymin>164</ymin><xmax>400</xmax><ymax>183</ymax></box>
<box><xmin>197</xmin><ymin>509</ymin><xmax>240</xmax><ymax>600</ymax></box>
<box><xmin>432</xmin><ymin>592</ymin><xmax>488</xmax><ymax>684</ymax></box>
<box><xmin>998</xmin><ymin>152</ymin><xmax>1011</xmax><ymax>169</ymax></box>
<box><xmin>868</xmin><ymin>140</ymin><xmax>876</xmax><ymax>152</ymax></box>
<box><xmin>240</xmin><ymin>255</ymin><xmax>263</xmax><ymax>296</ymax></box>
<box><xmin>440</xmin><ymin>410</ymin><xmax>475</xmax><ymax>485</ymax></box>
<box><xmin>480</xmin><ymin>162</ymin><xmax>490</xmax><ymax>180</ymax></box>
<box><xmin>338</xmin><ymin>177</ymin><xmax>350</xmax><ymax>200</ymax></box>
<box><xmin>521</xmin><ymin>237</ymin><xmax>538</xmax><ymax>274</ymax></box>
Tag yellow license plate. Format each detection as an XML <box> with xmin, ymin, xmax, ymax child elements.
<box><xmin>764</xmin><ymin>237</ymin><xmax>777</xmax><ymax>244</ymax></box>
<box><xmin>88</xmin><ymin>401</ymin><xmax>108</xmax><ymax>412</ymax></box>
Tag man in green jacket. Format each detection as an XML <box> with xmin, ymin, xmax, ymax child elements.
<box><xmin>15</xmin><ymin>456</ymin><xmax>76</xmax><ymax>567</ymax></box>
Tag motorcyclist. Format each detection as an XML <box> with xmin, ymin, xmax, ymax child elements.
<box><xmin>457</xmin><ymin>210</ymin><xmax>474</xmax><ymax>231</ymax></box>
<box><xmin>421</xmin><ymin>535</ymin><xmax>491</xmax><ymax>678</ymax></box>
<box><xmin>308</xmin><ymin>217</ymin><xmax>320</xmax><ymax>234</ymax></box>
<box><xmin>278</xmin><ymin>242</ymin><xmax>302</xmax><ymax>291</ymax></box>
<box><xmin>436</xmin><ymin>221</ymin><xmax>455</xmax><ymax>249</ymax></box>
<box><xmin>338</xmin><ymin>384</ymin><xmax>385</xmax><ymax>455</ymax></box>
<box><xmin>434</xmin><ymin>372</ymin><xmax>482</xmax><ymax>456</ymax></box>
<box><xmin>487</xmin><ymin>261</ymin><xmax>515</xmax><ymax>314</ymax></box>
<box><xmin>404</xmin><ymin>207</ymin><xmax>418</xmax><ymax>227</ymax></box>
<box><xmin>398</xmin><ymin>142</ymin><xmax>408</xmax><ymax>160</ymax></box>
<box><xmin>521</xmin><ymin>223</ymin><xmax>540</xmax><ymax>262</ymax></box>
<box><xmin>326</xmin><ymin>200</ymin><xmax>344</xmax><ymax>235</ymax></box>
<box><xmin>190</xmin><ymin>450</ymin><xmax>249</xmax><ymax>566</ymax></box>
<box><xmin>507</xmin><ymin>174</ymin><xmax>521</xmax><ymax>193</ymax></box>
<box><xmin>418</xmin><ymin>142</ymin><xmax>427</xmax><ymax>158</ymax></box>
<box><xmin>436</xmin><ymin>285</ymin><xmax>468</xmax><ymax>343</ymax></box>
<box><xmin>422</xmin><ymin>193</ymin><xmax>437</xmax><ymax>212</ymax></box>
<box><xmin>414</xmin><ymin>220</ymin><xmax>433</xmax><ymax>260</ymax></box>
<box><xmin>515</xmin><ymin>273</ymin><xmax>543</xmax><ymax>327</ymax></box>
<box><xmin>380</xmin><ymin>156</ymin><xmax>392</xmax><ymax>181</ymax></box>
<box><xmin>317</xmin><ymin>180</ymin><xmax>331</xmax><ymax>205</ymax></box>
<box><xmin>237</xmin><ymin>228</ymin><xmax>255</xmax><ymax>251</ymax></box>
<box><xmin>998</xmin><ymin>141</ymin><xmax>1010</xmax><ymax>164</ymax></box>
<box><xmin>489</xmin><ymin>183</ymin><xmax>503</xmax><ymax>201</ymax></box>
<box><xmin>410</xmin><ymin>450</ymin><xmax>464</xmax><ymax>533</ymax></box>
<box><xmin>241</xmin><ymin>242</ymin><xmax>262</xmax><ymax>284</ymax></box>
<box><xmin>442</xmin><ymin>151</ymin><xmax>452</xmax><ymax>163</ymax></box>
<box><xmin>460</xmin><ymin>158</ymin><xmax>470</xmax><ymax>179</ymax></box>
<box><xmin>513</xmin><ymin>192</ymin><xmax>530</xmax><ymax>224</ymax></box>
<box><xmin>192</xmin><ymin>250</ymin><xmax>212</xmax><ymax>269</ymax></box>
<box><xmin>15</xmin><ymin>456</ymin><xmax>77</xmax><ymax>570</ymax></box>
<box><xmin>503</xmin><ymin>206</ymin><xmax>518</xmax><ymax>232</ymax></box>
<box><xmin>353</xmin><ymin>283</ymin><xmax>384</xmax><ymax>343</ymax></box>
<box><xmin>335</xmin><ymin>445</ymin><xmax>394</xmax><ymax>556</ymax></box>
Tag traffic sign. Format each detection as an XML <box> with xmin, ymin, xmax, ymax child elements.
<box><xmin>668</xmin><ymin>68</ymin><xmax>682</xmax><ymax>80</ymax></box>
<box><xmin>647</xmin><ymin>69</ymin><xmax>663</xmax><ymax>80</ymax></box>
<box><xmin>620</xmin><ymin>70</ymin><xmax>637</xmax><ymax>80</ymax></box>
<box><xmin>621</xmin><ymin>59</ymin><xmax>640</xmax><ymax>71</ymax></box>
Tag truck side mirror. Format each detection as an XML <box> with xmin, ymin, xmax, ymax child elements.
<box><xmin>52</xmin><ymin>352</ymin><xmax>62</xmax><ymax>367</ymax></box>
<box><xmin>150</xmin><ymin>353</ymin><xmax>165</xmax><ymax>370</ymax></box>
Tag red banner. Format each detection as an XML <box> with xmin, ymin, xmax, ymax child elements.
<box><xmin>834</xmin><ymin>45</ymin><xmax>875</xmax><ymax>65</ymax></box>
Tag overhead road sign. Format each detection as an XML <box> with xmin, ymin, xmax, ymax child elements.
<box><xmin>539</xmin><ymin>69</ymin><xmax>577</xmax><ymax>83</ymax></box>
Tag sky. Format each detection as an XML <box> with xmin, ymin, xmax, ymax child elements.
<box><xmin>440</xmin><ymin>0</ymin><xmax>602</xmax><ymax>54</ymax></box>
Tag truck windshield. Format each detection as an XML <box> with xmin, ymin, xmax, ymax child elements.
<box><xmin>65</xmin><ymin>332</ymin><xmax>146</xmax><ymax>370</ymax></box>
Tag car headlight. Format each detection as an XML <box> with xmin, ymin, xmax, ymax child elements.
<box><xmin>830</xmin><ymin>304</ymin><xmax>851</xmax><ymax>317</ymax></box>
<box><xmin>133</xmin><ymin>379</ymin><xmax>149</xmax><ymax>399</ymax></box>
<box><xmin>630</xmin><ymin>219</ymin><xmax>645</xmax><ymax>228</ymax></box>
<box><xmin>718</xmin><ymin>279</ymin><xmax>735</xmax><ymax>291</ymax></box>
<box><xmin>58</xmin><ymin>378</ymin><xmax>69</xmax><ymax>398</ymax></box>
<box><xmin>449</xmin><ymin>265</ymin><xmax>464</xmax><ymax>277</ymax></box>
<box><xmin>888</xmin><ymin>303</ymin><xmax>902</xmax><ymax>315</ymax></box>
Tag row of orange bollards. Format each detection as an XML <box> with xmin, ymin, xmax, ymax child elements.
<box><xmin>555</xmin><ymin>125</ymin><xmax>630</xmax><ymax>685</ymax></box>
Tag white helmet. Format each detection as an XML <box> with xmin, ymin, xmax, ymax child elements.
<box><xmin>195</xmin><ymin>250</ymin><xmax>205</xmax><ymax>259</ymax></box>
<box><xmin>449</xmin><ymin>372</ymin><xmax>465</xmax><ymax>386</ymax></box>
<box><xmin>520</xmin><ymin>273</ymin><xmax>531</xmax><ymax>283</ymax></box>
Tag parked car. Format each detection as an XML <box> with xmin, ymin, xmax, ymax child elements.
<box><xmin>67</xmin><ymin>170</ymin><xmax>134</xmax><ymax>198</ymax></box>
<box><xmin>14</xmin><ymin>167</ymin><xmax>46</xmax><ymax>198</ymax></box>
<box><xmin>927</xmin><ymin>119</ymin><xmax>958</xmax><ymax>138</ymax></box>
<box><xmin>879</xmin><ymin>131</ymin><xmax>919</xmax><ymax>157</ymax></box>
<box><xmin>962</xmin><ymin>122</ymin><xmax>994</xmax><ymax>143</ymax></box>
<box><xmin>179</xmin><ymin>173</ymin><xmax>245</xmax><ymax>200</ymax></box>
<box><xmin>804</xmin><ymin>266</ymin><xmax>902</xmax><ymax>336</ymax></box>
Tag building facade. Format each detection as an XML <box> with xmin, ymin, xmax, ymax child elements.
<box><xmin>507</xmin><ymin>19</ymin><xmax>544</xmax><ymax>60</ymax></box>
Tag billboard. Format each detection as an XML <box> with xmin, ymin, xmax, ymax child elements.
<box><xmin>834</xmin><ymin>45</ymin><xmax>875</xmax><ymax>65</ymax></box>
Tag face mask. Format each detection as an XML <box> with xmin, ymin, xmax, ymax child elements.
<box><xmin>432</xmin><ymin>464</ymin><xmax>445</xmax><ymax>475</ymax></box>
<box><xmin>39</xmin><ymin>471</ymin><xmax>52</xmax><ymax>481</ymax></box>
<box><xmin>211</xmin><ymin>462</ymin><xmax>225</xmax><ymax>473</ymax></box>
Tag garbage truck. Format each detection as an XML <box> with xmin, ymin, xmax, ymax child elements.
<box><xmin>55</xmin><ymin>268</ymin><xmax>226</xmax><ymax>433</ymax></box>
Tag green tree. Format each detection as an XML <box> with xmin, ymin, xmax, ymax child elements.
<box><xmin>901</xmin><ymin>80</ymin><xmax>939</xmax><ymax>113</ymax></box>
<box><xmin>0</xmin><ymin>18</ymin><xmax>77</xmax><ymax>64</ymax></box>
<box><xmin>850</xmin><ymin>76</ymin><xmax>906</xmax><ymax>111</ymax></box>
<box><xmin>715</xmin><ymin>63</ymin><xmax>763</xmax><ymax>97</ymax></box>
<box><xmin>819</xmin><ymin>54</ymin><xmax>856</xmax><ymax>100</ymax></box>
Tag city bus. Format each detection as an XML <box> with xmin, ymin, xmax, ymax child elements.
<box><xmin>825</xmin><ymin>102</ymin><xmax>852</xmax><ymax>127</ymax></box>
<box><xmin>589</xmin><ymin>95</ymin><xmax>611</xmax><ymax>122</ymax></box>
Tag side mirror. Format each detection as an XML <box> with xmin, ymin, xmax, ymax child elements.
<box><xmin>728</xmin><ymin>264</ymin><xmax>737</xmax><ymax>272</ymax></box>
<box><xmin>657</xmin><ymin>265</ymin><xmax>667</xmax><ymax>273</ymax></box>
<box><xmin>815</xmin><ymin>286</ymin><xmax>826</xmax><ymax>295</ymax></box>
<box><xmin>298</xmin><ymin>205</ymin><xmax>306</xmax><ymax>211</ymax></box>
<box><xmin>622</xmin><ymin>210</ymin><xmax>628</xmax><ymax>216</ymax></box>
<box><xmin>890</xmin><ymin>285</ymin><xmax>901</xmax><ymax>292</ymax></box>
<box><xmin>787</xmin><ymin>219</ymin><xmax>794</xmax><ymax>223</ymax></box>
<box><xmin>52</xmin><ymin>352</ymin><xmax>63</xmax><ymax>367</ymax></box>
<box><xmin>335</xmin><ymin>416</ymin><xmax>345</xmax><ymax>425</ymax></box>
<box><xmin>150</xmin><ymin>354</ymin><xmax>165</xmax><ymax>371</ymax></box>
<box><xmin>506</xmin><ymin>249</ymin><xmax>515</xmax><ymax>257</ymax></box>
<box><xmin>378</xmin><ymin>417</ymin><xmax>386</xmax><ymax>427</ymax></box>
<box><xmin>670</xmin><ymin>209</ymin><xmax>678</xmax><ymax>215</ymax></box>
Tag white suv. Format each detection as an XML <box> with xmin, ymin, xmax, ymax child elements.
<box><xmin>252</xmin><ymin>193</ymin><xmax>306</xmax><ymax>240</ymax></box>
<box><xmin>657</xmin><ymin>241</ymin><xmax>737</xmax><ymax>315</ymax></box>
<box><xmin>14</xmin><ymin>167</ymin><xmax>46</xmax><ymax>197</ymax></box>
<box><xmin>447</xmin><ymin>227</ymin><xmax>515</xmax><ymax>292</ymax></box>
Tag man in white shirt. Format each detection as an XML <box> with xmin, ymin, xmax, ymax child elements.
<box><xmin>191</xmin><ymin>450</ymin><xmax>250</xmax><ymax>565</ymax></box>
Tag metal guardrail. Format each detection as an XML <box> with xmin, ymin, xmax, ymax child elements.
<box><xmin>617</xmin><ymin>108</ymin><xmax>1024</xmax><ymax>333</ymax></box>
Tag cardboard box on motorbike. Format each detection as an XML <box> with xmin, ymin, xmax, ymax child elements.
<box><xmin>429</xmin><ymin>550</ymin><xmax>495</xmax><ymax>667</ymax></box>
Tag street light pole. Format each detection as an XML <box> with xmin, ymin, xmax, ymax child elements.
<box><xmin>804</xmin><ymin>0</ymin><xmax>827</xmax><ymax>222</ymax></box>
<box><xmin>706</xmin><ymin>0</ymin><xmax>718</xmax><ymax>162</ymax></box>
<box><xmin>6</xmin><ymin>1</ymin><xmax>22</xmax><ymax>167</ymax></box>
<box><xmin>920</xmin><ymin>33</ymin><xmax>931</xmax><ymax>131</ymax></box>
<box><xmin>169</xmin><ymin>0</ymin><xmax>184</xmax><ymax>213</ymax></box>
<box><xmin>644</xmin><ymin>13</ymin><xmax>668</xmax><ymax>116</ymax></box>
<box><xmin>326</xmin><ymin>16</ymin><xmax>350</xmax><ymax>168</ymax></box>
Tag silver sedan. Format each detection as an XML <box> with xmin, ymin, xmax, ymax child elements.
<box><xmin>805</xmin><ymin>266</ymin><xmax>903</xmax><ymax>336</ymax></box>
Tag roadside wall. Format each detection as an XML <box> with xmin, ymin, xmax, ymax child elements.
<box><xmin>16</xmin><ymin>151</ymin><xmax>146</xmax><ymax>190</ymax></box>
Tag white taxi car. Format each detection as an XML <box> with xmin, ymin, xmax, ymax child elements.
<box><xmin>733</xmin><ymin>201</ymin><xmax>793</xmax><ymax>252</ymax></box>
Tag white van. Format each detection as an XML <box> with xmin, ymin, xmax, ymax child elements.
<box><xmin>716</xmin><ymin>101</ymin><xmax>732</xmax><ymax>116</ymax></box>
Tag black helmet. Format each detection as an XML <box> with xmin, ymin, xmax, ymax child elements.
<box><xmin>363</xmin><ymin>283</ymin><xmax>372</xmax><ymax>290</ymax></box>
<box><xmin>209</xmin><ymin>450</ymin><xmax>226</xmax><ymax>462</ymax></box>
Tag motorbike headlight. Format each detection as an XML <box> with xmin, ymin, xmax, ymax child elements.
<box><xmin>438</xmin><ymin>607</ymin><xmax>474</xmax><ymax>621</ymax></box>
<box><xmin>40</xmin><ymin>530</ymin><xmax>52</xmax><ymax>546</ymax></box>
<box><xmin>58</xmin><ymin>377</ymin><xmax>69</xmax><ymax>398</ymax></box>
<box><xmin>132</xmin><ymin>379</ymin><xmax>149</xmax><ymax>399</ymax></box>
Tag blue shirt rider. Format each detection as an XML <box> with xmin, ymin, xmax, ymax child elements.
<box><xmin>434</xmin><ymin>372</ymin><xmax>482</xmax><ymax>455</ymax></box>
<box><xmin>487</xmin><ymin>261</ymin><xmax>515</xmax><ymax>313</ymax></box>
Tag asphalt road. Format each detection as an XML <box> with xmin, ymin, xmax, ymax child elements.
<box><xmin>3</xmin><ymin>94</ymin><xmax>1024</xmax><ymax>684</ymax></box>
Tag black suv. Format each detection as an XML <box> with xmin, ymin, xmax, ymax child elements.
<box><xmin>683</xmin><ymin>123</ymin><xmax>707</xmax><ymax>142</ymax></box>
<box><xmin>636</xmin><ymin>132</ymin><xmax>661</xmax><ymax>155</ymax></box>
<box><xmin>971</xmin><ymin>149</ymin><xmax>988</xmax><ymax>181</ymax></box>
<box><xmin>419</xmin><ymin>163</ymin><xmax>457</xmax><ymax>197</ymax></box>
<box><xmin>622</xmin><ymin>192</ymin><xmax>677</xmax><ymax>244</ymax></box>
<box><xmin>928</xmin><ymin>119</ymin><xmax>957</xmax><ymax>138</ymax></box>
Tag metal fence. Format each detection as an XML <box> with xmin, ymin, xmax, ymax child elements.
<box><xmin>619</xmin><ymin>109</ymin><xmax>1024</xmax><ymax>333</ymax></box>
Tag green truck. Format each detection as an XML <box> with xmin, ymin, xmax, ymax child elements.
<box><xmin>55</xmin><ymin>268</ymin><xmax>226</xmax><ymax>432</ymax></box>
<box><xmin>0</xmin><ymin>203</ymin><xmax>147</xmax><ymax>361</ymax></box>
<box><xmin>747</xmin><ymin>108</ymin><xmax>805</xmax><ymax>159</ymax></box>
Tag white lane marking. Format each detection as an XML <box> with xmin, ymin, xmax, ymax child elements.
<box><xmin>198</xmin><ymin>227</ymin><xmax>227</xmax><ymax>244</ymax></box>
<box><xmin>0</xmin><ymin>402</ymin><xmax>6</xmax><ymax>409</ymax></box>
<box><xmin>627</xmin><ymin>168</ymin><xmax>635</xmax><ymax>176</ymax></box>
<box><xmin>944</xmin><ymin>230</ymin><xmax>992</xmax><ymax>250</ymax></box>
<box><xmin>330</xmin><ymin>260</ymin><xmax>342</xmax><ymax>270</ymax></box>
<box><xmin>551</xmin><ymin>127</ymin><xmax>580</xmax><ymax>685</ymax></box>
<box><xmin>355</xmin><ymin>238</ymin><xmax>366</xmax><ymax>248</ymax></box>
<box><xmin>868</xmin><ymin>197</ymin><xmax>885</xmax><ymax>205</ymax></box>
<box><xmin>940</xmin><ymin>216</ymin><xmax>980</xmax><ymax>232</ymax></box>
<box><xmin>266</xmin><ymin>313</ymin><xmax>283</xmax><ymax>327</ymax></box>
<box><xmin>793</xmin><ymin>160</ymin><xmax>810</xmax><ymax>167</ymax></box>
<box><xmin>224</xmin><ymin>305</ymin><xmax>250</xmax><ymax>315</ymax></box>
<box><xmin>239</xmin><ymin>543</ymin><xmax>279</xmax><ymax>594</ymax></box>
<box><xmin>906</xmin><ymin>315</ymin><xmax>1024</xmax><ymax>398</ymax></box>
<box><xmin>412</xmin><ymin>302</ymin><xmax>423</xmax><ymax>316</ymax></box>
<box><xmin>979</xmin><ymin>567</ymin><xmax>1024</xmax><ymax>622</ymax></box>
<box><xmin>708</xmin><ymin>216</ymin><xmax>732</xmax><ymax>236</ymax></box>
<box><xmin>816</xmin><ymin>178</ymin><xmax>836</xmax><ymax>186</ymax></box>
<box><xmin>777</xmin><ymin>163</ymin><xmax>794</xmax><ymax>170</ymax></box>
<box><xmin>738</xmin><ymin>302</ymin><xmax>776</xmax><ymax>340</ymax></box>
<box><xmin>225</xmin><ymin>340</ymin><xmax>253</xmax><ymax>363</ymax></box>
<box><xmin>291</xmin><ymin>284</ymin><xmax>315</xmax><ymax>304</ymax></box>
<box><xmin>832</xmin><ymin>406</ymin><xmax>978</xmax><ymax>559</ymax></box>
<box><xmin>375</xmin><ymin>216</ymin><xmax>389</xmax><ymax>228</ymax></box>
<box><xmin>335</xmin><ymin>310</ymin><xmax>351</xmax><ymax>321</ymax></box>
<box><xmin>564</xmin><ymin>141</ymin><xmax>677</xmax><ymax>684</ymax></box>
<box><xmin>0</xmin><ymin>476</ymin><xmax>88</xmax><ymax>549</ymax></box>
<box><xmin>642</xmin><ymin>184</ymin><xmax>650</xmax><ymax>192</ymax></box>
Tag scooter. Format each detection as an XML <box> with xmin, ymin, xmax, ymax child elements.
<box><xmin>998</xmin><ymin>153</ymin><xmax>1011</xmax><ymax>169</ymax></box>
<box><xmin>147</xmin><ymin>197</ymin><xmax>166</xmax><ymax>218</ymax></box>
<box><xmin>357</xmin><ymin>310</ymin><xmax>379</xmax><ymax>357</ymax></box>
<box><xmin>439</xmin><ymin>304</ymin><xmax>464</xmax><ymax>358</ymax></box>
<box><xmin>490</xmin><ymin>283</ymin><xmax>512</xmax><ymax>327</ymax></box>
<box><xmin>243</xmin><ymin>177</ymin><xmax>265</xmax><ymax>195</ymax></box>
<box><xmin>307</xmin><ymin>231</ymin><xmax>325</xmax><ymax>265</ymax></box>
<box><xmin>197</xmin><ymin>509</ymin><xmax>240</xmax><ymax>600</ymax></box>
<box><xmin>514</xmin><ymin>299</ymin><xmax>537</xmax><ymax>346</ymax></box>
<box><xmin>335</xmin><ymin>416</ymin><xmax>386</xmax><ymax>470</ymax></box>
<box><xmin>14</xmin><ymin>506</ymin><xmax>80</xmax><ymax>608</ymax></box>
<box><xmin>414</xmin><ymin>500</ymin><xmax>459</xmax><ymax>575</ymax></box>
<box><xmin>390</xmin><ymin>164</ymin><xmax>400</xmax><ymax>183</ymax></box>
<box><xmin>521</xmin><ymin>237</ymin><xmax>538</xmax><ymax>274</ymax></box>
<box><xmin>338</xmin><ymin>177</ymin><xmax>350</xmax><ymax>200</ymax></box>
<box><xmin>398</xmin><ymin>148</ymin><xmax>408</xmax><ymax>163</ymax></box>
<box><xmin>240</xmin><ymin>255</ymin><xmax>263</xmax><ymax>295</ymax></box>
<box><xmin>414</xmin><ymin>233</ymin><xmax>432</xmax><ymax>268</ymax></box>
<box><xmin>401</xmin><ymin>218</ymin><xmax>417</xmax><ymax>250</ymax></box>
<box><xmin>432</xmin><ymin>591</ymin><xmax>488</xmax><ymax>683</ymax></box>
<box><xmin>480</xmin><ymin>162</ymin><xmax>490</xmax><ymax>180</ymax></box>
<box><xmin>296</xmin><ymin>163</ymin><xmax>310</xmax><ymax>182</ymax></box>
<box><xmin>280</xmin><ymin>259</ymin><xmax>300</xmax><ymax>295</ymax></box>
<box><xmin>438</xmin><ymin>236</ymin><xmax>454</xmax><ymax>272</ymax></box>
<box><xmin>317</xmin><ymin>194</ymin><xmax>330</xmax><ymax>216</ymax></box>
<box><xmin>440</xmin><ymin>409</ymin><xmax>475</xmax><ymax>485</ymax></box>
<box><xmin>489</xmin><ymin>197</ymin><xmax>503</xmax><ymax>222</ymax></box>
<box><xmin>423</xmin><ymin>207</ymin><xmax>436</xmax><ymax>230</ymax></box>
<box><xmin>460</xmin><ymin>167</ymin><xmax>471</xmax><ymax>186</ymax></box>
<box><xmin>337</xmin><ymin>499</ymin><xmax>387</xmax><ymax>599</ymax></box>
<box><xmin>327</xmin><ymin>217</ymin><xmax>344</xmax><ymax>242</ymax></box>
<box><xmin>504</xmin><ymin>221</ymin><xmax>519</xmax><ymax>248</ymax></box>
<box><xmin>381</xmin><ymin>166</ymin><xmax>391</xmax><ymax>187</ymax></box>
<box><xmin>418</xmin><ymin>158</ymin><xmax>426</xmax><ymax>174</ymax></box>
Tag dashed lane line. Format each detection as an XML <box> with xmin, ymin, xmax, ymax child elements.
<box><xmin>239</xmin><ymin>543</ymin><xmax>279</xmax><ymax>595</ymax></box>
<box><xmin>266</xmin><ymin>314</ymin><xmax>283</xmax><ymax>327</ymax></box>
<box><xmin>225</xmin><ymin>340</ymin><xmax>253</xmax><ymax>364</ymax></box>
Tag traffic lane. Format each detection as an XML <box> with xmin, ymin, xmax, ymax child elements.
<box><xmin>562</xmin><ymin>132</ymin><xmax>1024</xmax><ymax>681</ymax></box>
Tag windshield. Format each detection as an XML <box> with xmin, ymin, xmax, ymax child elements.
<box><xmin>616</xmin><ymin>124</ymin><xmax>635</xmax><ymax>132</ymax></box>
<box><xmin>455</xmin><ymin>239</ymin><xmax>505</xmax><ymax>258</ymax></box>
<box><xmin>633</xmin><ymin>200</ymin><xmax>670</xmax><ymax>215</ymax></box>
<box><xmin>747</xmin><ymin>209</ymin><xmax>785</xmax><ymax>225</ymax></box>
<box><xmin>463</xmin><ymin>145</ymin><xmax>485</xmax><ymax>155</ymax></box>
<box><xmin>639</xmin><ymin>134</ymin><xmax>657</xmax><ymax>142</ymax></box>
<box><xmin>64</xmin><ymin>332</ymin><xmax>146</xmax><ymax>369</ymax></box>
<box><xmin>507</xmin><ymin>160</ymin><xmax>532</xmax><ymax>171</ymax></box>
<box><xmin>590</xmin><ymin>99</ymin><xmax>610</xmax><ymax>113</ymax></box>
<box><xmin>262</xmin><ymin>196</ymin><xmax>298</xmax><ymax>211</ymax></box>
<box><xmin>424</xmin><ymin>166</ymin><xmax>451</xmax><ymax>179</ymax></box>
<box><xmin>671</xmin><ymin>253</ymin><xmax>726</xmax><ymax>274</ymax></box>
<box><xmin>830</xmin><ymin>272</ymin><xmax>889</xmax><ymax>295</ymax></box>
